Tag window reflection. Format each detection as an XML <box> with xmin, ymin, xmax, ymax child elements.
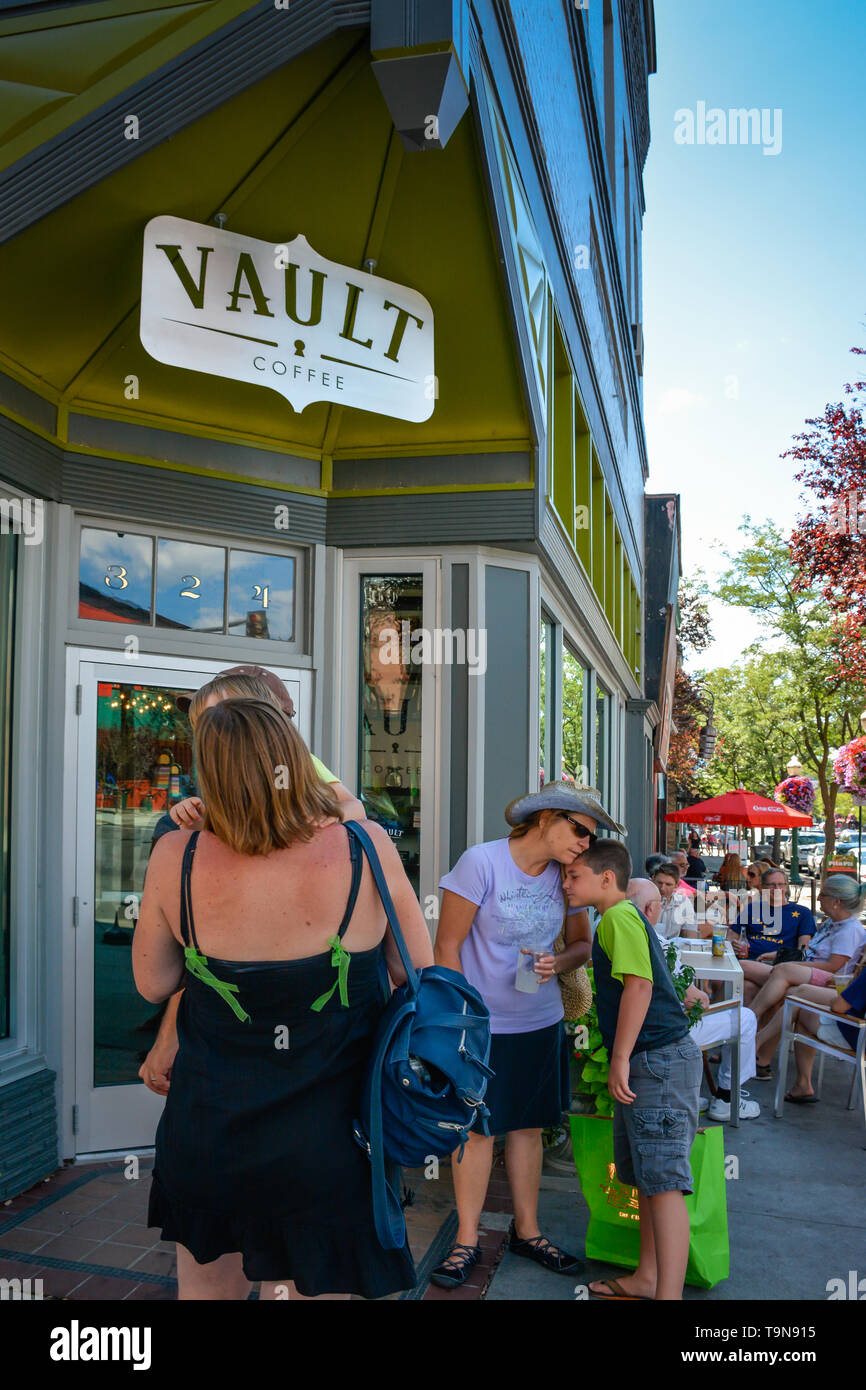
<box><xmin>94</xmin><ymin>682</ymin><xmax>194</xmax><ymax>1085</ymax></box>
<box><xmin>562</xmin><ymin>646</ymin><xmax>585</xmax><ymax>782</ymax></box>
<box><xmin>359</xmin><ymin>576</ymin><xmax>422</xmax><ymax>894</ymax></box>
<box><xmin>596</xmin><ymin>684</ymin><xmax>610</xmax><ymax>810</ymax></box>
<box><xmin>79</xmin><ymin>528</ymin><xmax>153</xmax><ymax>624</ymax></box>
<box><xmin>155</xmin><ymin>539</ymin><xmax>226</xmax><ymax>631</ymax></box>
<box><xmin>228</xmin><ymin>549</ymin><xmax>295</xmax><ymax>641</ymax></box>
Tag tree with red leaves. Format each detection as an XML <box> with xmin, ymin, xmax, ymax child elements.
<box><xmin>787</xmin><ymin>348</ymin><xmax>866</xmax><ymax>680</ymax></box>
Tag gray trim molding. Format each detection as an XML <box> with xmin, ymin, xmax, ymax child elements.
<box><xmin>332</xmin><ymin>452</ymin><xmax>531</xmax><ymax>489</ymax></box>
<box><xmin>327</xmin><ymin>490</ymin><xmax>535</xmax><ymax>546</ymax></box>
<box><xmin>0</xmin><ymin>0</ymin><xmax>371</xmax><ymax>244</ymax></box>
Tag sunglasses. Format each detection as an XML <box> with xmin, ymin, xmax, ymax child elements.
<box><xmin>562</xmin><ymin>815</ymin><xmax>598</xmax><ymax>846</ymax></box>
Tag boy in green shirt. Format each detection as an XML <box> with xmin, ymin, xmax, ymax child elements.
<box><xmin>564</xmin><ymin>840</ymin><xmax>702</xmax><ymax>1301</ymax></box>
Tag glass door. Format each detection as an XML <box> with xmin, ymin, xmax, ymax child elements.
<box><xmin>341</xmin><ymin>560</ymin><xmax>439</xmax><ymax>906</ymax></box>
<box><xmin>72</xmin><ymin>654</ymin><xmax>310</xmax><ymax>1153</ymax></box>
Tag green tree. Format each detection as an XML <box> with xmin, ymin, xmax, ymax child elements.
<box><xmin>561</xmin><ymin>647</ymin><xmax>585</xmax><ymax>781</ymax></box>
<box><xmin>710</xmin><ymin>520</ymin><xmax>864</xmax><ymax>854</ymax></box>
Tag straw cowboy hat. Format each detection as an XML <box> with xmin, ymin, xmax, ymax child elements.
<box><xmin>504</xmin><ymin>780</ymin><xmax>626</xmax><ymax>835</ymax></box>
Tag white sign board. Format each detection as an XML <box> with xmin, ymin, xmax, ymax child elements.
<box><xmin>140</xmin><ymin>216</ymin><xmax>435</xmax><ymax>421</ymax></box>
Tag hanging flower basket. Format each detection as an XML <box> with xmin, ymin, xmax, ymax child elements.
<box><xmin>774</xmin><ymin>775</ymin><xmax>815</xmax><ymax>816</ymax></box>
<box><xmin>833</xmin><ymin>736</ymin><xmax>866</xmax><ymax>804</ymax></box>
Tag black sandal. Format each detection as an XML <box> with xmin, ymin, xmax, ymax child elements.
<box><xmin>430</xmin><ymin>1242</ymin><xmax>482</xmax><ymax>1288</ymax></box>
<box><xmin>508</xmin><ymin>1220</ymin><xmax>586</xmax><ymax>1276</ymax></box>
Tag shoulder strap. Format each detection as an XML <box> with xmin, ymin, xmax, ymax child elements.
<box><xmin>334</xmin><ymin>825</ymin><xmax>364</xmax><ymax>941</ymax></box>
<box><xmin>179</xmin><ymin>831</ymin><xmax>201</xmax><ymax>950</ymax></box>
<box><xmin>345</xmin><ymin>821</ymin><xmax>420</xmax><ymax>996</ymax></box>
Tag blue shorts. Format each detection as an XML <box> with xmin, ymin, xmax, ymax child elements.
<box><xmin>612</xmin><ymin>1038</ymin><xmax>703</xmax><ymax>1196</ymax></box>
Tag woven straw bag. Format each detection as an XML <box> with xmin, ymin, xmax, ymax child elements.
<box><xmin>553</xmin><ymin>896</ymin><xmax>593</xmax><ymax>1021</ymax></box>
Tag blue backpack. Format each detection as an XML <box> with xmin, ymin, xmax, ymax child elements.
<box><xmin>345</xmin><ymin>821</ymin><xmax>493</xmax><ymax>1250</ymax></box>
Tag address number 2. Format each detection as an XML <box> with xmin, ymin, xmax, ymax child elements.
<box><xmin>179</xmin><ymin>575</ymin><xmax>201</xmax><ymax>600</ymax></box>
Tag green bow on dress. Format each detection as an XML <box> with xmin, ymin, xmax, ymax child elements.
<box><xmin>310</xmin><ymin>936</ymin><xmax>351</xmax><ymax>1012</ymax></box>
<box><xmin>184</xmin><ymin>945</ymin><xmax>251</xmax><ymax>1024</ymax></box>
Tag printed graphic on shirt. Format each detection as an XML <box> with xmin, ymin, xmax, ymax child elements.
<box><xmin>489</xmin><ymin>883</ymin><xmax>562</xmax><ymax>951</ymax></box>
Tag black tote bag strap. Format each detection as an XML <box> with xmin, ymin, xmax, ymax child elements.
<box><xmin>179</xmin><ymin>830</ymin><xmax>201</xmax><ymax>950</ymax></box>
<box><xmin>344</xmin><ymin>821</ymin><xmax>420</xmax><ymax>996</ymax></box>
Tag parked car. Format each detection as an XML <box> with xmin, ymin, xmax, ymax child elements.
<box><xmin>805</xmin><ymin>841</ymin><xmax>827</xmax><ymax>876</ymax></box>
<box><xmin>787</xmin><ymin>833</ymin><xmax>824</xmax><ymax>872</ymax></box>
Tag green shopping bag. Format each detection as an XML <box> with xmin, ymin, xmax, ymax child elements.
<box><xmin>569</xmin><ymin>1114</ymin><xmax>729</xmax><ymax>1289</ymax></box>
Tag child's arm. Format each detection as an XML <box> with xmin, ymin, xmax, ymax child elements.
<box><xmin>608</xmin><ymin>974</ymin><xmax>653</xmax><ymax>1104</ymax></box>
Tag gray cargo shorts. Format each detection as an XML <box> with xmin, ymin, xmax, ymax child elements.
<box><xmin>612</xmin><ymin>1037</ymin><xmax>703</xmax><ymax>1196</ymax></box>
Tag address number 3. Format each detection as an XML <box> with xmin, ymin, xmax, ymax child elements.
<box><xmin>179</xmin><ymin>575</ymin><xmax>201</xmax><ymax>600</ymax></box>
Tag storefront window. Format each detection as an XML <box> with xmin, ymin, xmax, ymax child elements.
<box><xmin>93</xmin><ymin>682</ymin><xmax>194</xmax><ymax>1085</ymax></box>
<box><xmin>539</xmin><ymin>615</ymin><xmax>554</xmax><ymax>787</ymax></box>
<box><xmin>79</xmin><ymin>528</ymin><xmax>154</xmax><ymax>624</ymax></box>
<box><xmin>359</xmin><ymin>575</ymin><xmax>422</xmax><ymax>895</ymax></box>
<box><xmin>156</xmin><ymin>539</ymin><xmax>226</xmax><ymax>632</ymax></box>
<box><xmin>79</xmin><ymin>527</ymin><xmax>298</xmax><ymax>643</ymax></box>
<box><xmin>596</xmin><ymin>683</ymin><xmax>610</xmax><ymax>813</ymax></box>
<box><xmin>561</xmin><ymin>646</ymin><xmax>585</xmax><ymax>782</ymax></box>
<box><xmin>0</xmin><ymin>534</ymin><xmax>15</xmax><ymax>1038</ymax></box>
<box><xmin>228</xmin><ymin>549</ymin><xmax>295</xmax><ymax>641</ymax></box>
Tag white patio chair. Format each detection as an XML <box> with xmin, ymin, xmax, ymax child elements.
<box><xmin>774</xmin><ymin>992</ymin><xmax>866</xmax><ymax>1134</ymax></box>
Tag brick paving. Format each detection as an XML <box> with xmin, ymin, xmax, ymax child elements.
<box><xmin>0</xmin><ymin>1152</ymin><xmax>512</xmax><ymax>1301</ymax></box>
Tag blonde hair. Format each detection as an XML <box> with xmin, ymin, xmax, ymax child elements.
<box><xmin>194</xmin><ymin>698</ymin><xmax>339</xmax><ymax>855</ymax></box>
<box><xmin>188</xmin><ymin>672</ymin><xmax>284</xmax><ymax>730</ymax></box>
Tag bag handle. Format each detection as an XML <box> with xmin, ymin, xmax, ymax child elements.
<box><xmin>345</xmin><ymin>820</ymin><xmax>421</xmax><ymax>996</ymax></box>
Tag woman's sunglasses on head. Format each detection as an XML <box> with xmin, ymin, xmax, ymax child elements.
<box><xmin>562</xmin><ymin>814</ymin><xmax>597</xmax><ymax>846</ymax></box>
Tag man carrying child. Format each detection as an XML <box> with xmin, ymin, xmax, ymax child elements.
<box><xmin>565</xmin><ymin>840</ymin><xmax>703</xmax><ymax>1300</ymax></box>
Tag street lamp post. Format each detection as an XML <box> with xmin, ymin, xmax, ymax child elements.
<box><xmin>787</xmin><ymin>755</ymin><xmax>804</xmax><ymax>887</ymax></box>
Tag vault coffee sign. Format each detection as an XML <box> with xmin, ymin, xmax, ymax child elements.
<box><xmin>140</xmin><ymin>216</ymin><xmax>435</xmax><ymax>421</ymax></box>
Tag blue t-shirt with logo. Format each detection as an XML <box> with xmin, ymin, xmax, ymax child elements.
<box><xmin>733</xmin><ymin>901</ymin><xmax>816</xmax><ymax>959</ymax></box>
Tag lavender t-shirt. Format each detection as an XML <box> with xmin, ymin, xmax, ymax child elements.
<box><xmin>439</xmin><ymin>837</ymin><xmax>578</xmax><ymax>1035</ymax></box>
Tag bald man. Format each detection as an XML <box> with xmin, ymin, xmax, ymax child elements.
<box><xmin>626</xmin><ymin>879</ymin><xmax>760</xmax><ymax>1122</ymax></box>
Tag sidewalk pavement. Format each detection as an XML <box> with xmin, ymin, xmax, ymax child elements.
<box><xmin>2</xmin><ymin>1056</ymin><xmax>862</xmax><ymax>1301</ymax></box>
<box><xmin>0</xmin><ymin>1154</ymin><xmax>507</xmax><ymax>1301</ymax></box>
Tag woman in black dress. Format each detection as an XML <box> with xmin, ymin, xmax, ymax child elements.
<box><xmin>134</xmin><ymin>698</ymin><xmax>433</xmax><ymax>1299</ymax></box>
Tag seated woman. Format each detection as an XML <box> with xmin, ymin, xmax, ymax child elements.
<box><xmin>134</xmin><ymin>696</ymin><xmax>433</xmax><ymax>1300</ymax></box>
<box><xmin>751</xmin><ymin>877</ymin><xmax>866</xmax><ymax>1076</ymax></box>
<box><xmin>717</xmin><ymin>852</ymin><xmax>746</xmax><ymax>894</ymax></box>
<box><xmin>651</xmin><ymin>861</ymin><xmax>698</xmax><ymax>939</ymax></box>
<box><xmin>771</xmin><ymin>944</ymin><xmax>866</xmax><ymax>1103</ymax></box>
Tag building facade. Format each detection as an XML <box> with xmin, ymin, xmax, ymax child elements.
<box><xmin>0</xmin><ymin>0</ymin><xmax>656</xmax><ymax>1189</ymax></box>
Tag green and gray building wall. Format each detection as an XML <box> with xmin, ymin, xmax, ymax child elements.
<box><xmin>0</xmin><ymin>0</ymin><xmax>661</xmax><ymax>1187</ymax></box>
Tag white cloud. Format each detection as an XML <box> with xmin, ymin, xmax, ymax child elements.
<box><xmin>656</xmin><ymin>387</ymin><xmax>705</xmax><ymax>414</ymax></box>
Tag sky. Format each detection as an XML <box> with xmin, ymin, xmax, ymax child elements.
<box><xmin>642</xmin><ymin>0</ymin><xmax>866</xmax><ymax>669</ymax></box>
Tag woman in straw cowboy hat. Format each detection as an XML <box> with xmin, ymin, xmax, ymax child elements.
<box><xmin>430</xmin><ymin>781</ymin><xmax>625</xmax><ymax>1288</ymax></box>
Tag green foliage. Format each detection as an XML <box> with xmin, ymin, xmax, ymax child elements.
<box><xmin>694</xmin><ymin>520</ymin><xmax>865</xmax><ymax>851</ymax></box>
<box><xmin>561</xmin><ymin>645</ymin><xmax>586</xmax><ymax>781</ymax></box>
<box><xmin>570</xmin><ymin>955</ymin><xmax>704</xmax><ymax>1117</ymax></box>
<box><xmin>664</xmin><ymin>944</ymin><xmax>706</xmax><ymax>1027</ymax></box>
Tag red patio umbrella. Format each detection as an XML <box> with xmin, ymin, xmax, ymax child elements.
<box><xmin>665</xmin><ymin>789</ymin><xmax>812</xmax><ymax>827</ymax></box>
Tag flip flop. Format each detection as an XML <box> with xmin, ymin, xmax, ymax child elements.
<box><xmin>589</xmin><ymin>1276</ymin><xmax>652</xmax><ymax>1301</ymax></box>
<box><xmin>784</xmin><ymin>1091</ymin><xmax>819</xmax><ymax>1105</ymax></box>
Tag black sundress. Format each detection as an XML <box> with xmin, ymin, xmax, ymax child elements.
<box><xmin>147</xmin><ymin>827</ymin><xmax>416</xmax><ymax>1297</ymax></box>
